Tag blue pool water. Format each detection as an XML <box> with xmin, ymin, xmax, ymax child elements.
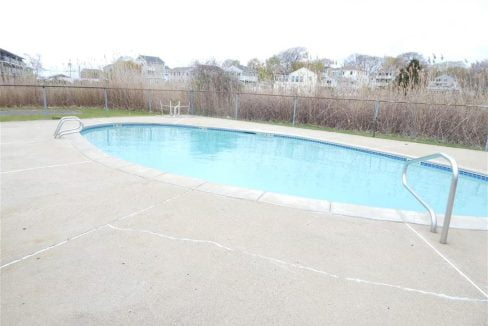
<box><xmin>82</xmin><ymin>124</ymin><xmax>488</xmax><ymax>217</ymax></box>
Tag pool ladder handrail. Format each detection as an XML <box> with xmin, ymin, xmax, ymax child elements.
<box><xmin>402</xmin><ymin>153</ymin><xmax>459</xmax><ymax>244</ymax></box>
<box><xmin>54</xmin><ymin>116</ymin><xmax>84</xmax><ymax>139</ymax></box>
<box><xmin>160</xmin><ymin>100</ymin><xmax>190</xmax><ymax>116</ymax></box>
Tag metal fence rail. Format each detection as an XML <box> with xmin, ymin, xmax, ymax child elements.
<box><xmin>1</xmin><ymin>83</ymin><xmax>487</xmax><ymax>108</ymax></box>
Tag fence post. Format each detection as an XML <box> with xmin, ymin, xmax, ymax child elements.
<box><xmin>104</xmin><ymin>88</ymin><xmax>108</xmax><ymax>111</ymax></box>
<box><xmin>188</xmin><ymin>89</ymin><xmax>194</xmax><ymax>115</ymax></box>
<box><xmin>234</xmin><ymin>93</ymin><xmax>240</xmax><ymax>119</ymax></box>
<box><xmin>148</xmin><ymin>90</ymin><xmax>152</xmax><ymax>113</ymax></box>
<box><xmin>292</xmin><ymin>96</ymin><xmax>298</xmax><ymax>125</ymax></box>
<box><xmin>42</xmin><ymin>86</ymin><xmax>48</xmax><ymax>114</ymax></box>
<box><xmin>373</xmin><ymin>100</ymin><xmax>380</xmax><ymax>137</ymax></box>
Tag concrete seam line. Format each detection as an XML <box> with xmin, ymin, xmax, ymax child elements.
<box><xmin>404</xmin><ymin>223</ymin><xmax>488</xmax><ymax>299</ymax></box>
<box><xmin>105</xmin><ymin>224</ymin><xmax>488</xmax><ymax>303</ymax></box>
<box><xmin>0</xmin><ymin>189</ymin><xmax>194</xmax><ymax>270</ymax></box>
<box><xmin>0</xmin><ymin>140</ymin><xmax>47</xmax><ymax>145</ymax></box>
<box><xmin>0</xmin><ymin>161</ymin><xmax>92</xmax><ymax>174</ymax></box>
<box><xmin>255</xmin><ymin>191</ymin><xmax>266</xmax><ymax>201</ymax></box>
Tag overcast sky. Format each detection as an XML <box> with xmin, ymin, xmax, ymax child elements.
<box><xmin>3</xmin><ymin>0</ymin><xmax>488</xmax><ymax>75</ymax></box>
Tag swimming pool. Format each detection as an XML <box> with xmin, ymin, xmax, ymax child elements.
<box><xmin>81</xmin><ymin>123</ymin><xmax>488</xmax><ymax>218</ymax></box>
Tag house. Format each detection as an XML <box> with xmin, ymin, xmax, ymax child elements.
<box><xmin>224</xmin><ymin>64</ymin><xmax>257</xmax><ymax>83</ymax></box>
<box><xmin>324</xmin><ymin>67</ymin><xmax>369</xmax><ymax>88</ymax></box>
<box><xmin>136</xmin><ymin>55</ymin><xmax>168</xmax><ymax>82</ymax></box>
<box><xmin>47</xmin><ymin>74</ymin><xmax>72</xmax><ymax>83</ymax></box>
<box><xmin>289</xmin><ymin>68</ymin><xmax>318</xmax><ymax>85</ymax></box>
<box><xmin>80</xmin><ymin>68</ymin><xmax>104</xmax><ymax>80</ymax></box>
<box><xmin>167</xmin><ymin>67</ymin><xmax>195</xmax><ymax>82</ymax></box>
<box><xmin>274</xmin><ymin>68</ymin><xmax>319</xmax><ymax>92</ymax></box>
<box><xmin>327</xmin><ymin>67</ymin><xmax>369</xmax><ymax>81</ymax></box>
<box><xmin>320</xmin><ymin>74</ymin><xmax>338</xmax><ymax>88</ymax></box>
<box><xmin>0</xmin><ymin>48</ymin><xmax>28</xmax><ymax>80</ymax></box>
<box><xmin>371</xmin><ymin>69</ymin><xmax>396</xmax><ymax>88</ymax></box>
<box><xmin>428</xmin><ymin>74</ymin><xmax>460</xmax><ymax>91</ymax></box>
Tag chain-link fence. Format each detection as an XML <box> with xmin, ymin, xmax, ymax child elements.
<box><xmin>1</xmin><ymin>84</ymin><xmax>487</xmax><ymax>149</ymax></box>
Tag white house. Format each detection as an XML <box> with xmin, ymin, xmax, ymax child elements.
<box><xmin>320</xmin><ymin>74</ymin><xmax>338</xmax><ymax>88</ymax></box>
<box><xmin>167</xmin><ymin>67</ymin><xmax>195</xmax><ymax>82</ymax></box>
<box><xmin>224</xmin><ymin>65</ymin><xmax>257</xmax><ymax>83</ymax></box>
<box><xmin>47</xmin><ymin>74</ymin><xmax>73</xmax><ymax>83</ymax></box>
<box><xmin>274</xmin><ymin>68</ymin><xmax>319</xmax><ymax>92</ymax></box>
<box><xmin>0</xmin><ymin>48</ymin><xmax>29</xmax><ymax>81</ymax></box>
<box><xmin>324</xmin><ymin>67</ymin><xmax>369</xmax><ymax>88</ymax></box>
<box><xmin>370</xmin><ymin>69</ymin><xmax>396</xmax><ymax>88</ymax></box>
<box><xmin>428</xmin><ymin>74</ymin><xmax>460</xmax><ymax>91</ymax></box>
<box><xmin>80</xmin><ymin>68</ymin><xmax>104</xmax><ymax>81</ymax></box>
<box><xmin>136</xmin><ymin>55</ymin><xmax>167</xmax><ymax>82</ymax></box>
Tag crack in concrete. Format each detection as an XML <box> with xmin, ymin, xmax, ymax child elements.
<box><xmin>106</xmin><ymin>224</ymin><xmax>488</xmax><ymax>303</ymax></box>
<box><xmin>0</xmin><ymin>189</ymin><xmax>194</xmax><ymax>270</ymax></box>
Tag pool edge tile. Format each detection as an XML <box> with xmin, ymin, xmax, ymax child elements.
<box><xmin>153</xmin><ymin>173</ymin><xmax>206</xmax><ymax>189</ymax></box>
<box><xmin>196</xmin><ymin>182</ymin><xmax>264</xmax><ymax>201</ymax></box>
<box><xmin>258</xmin><ymin>192</ymin><xmax>330</xmax><ymax>213</ymax></box>
<box><xmin>331</xmin><ymin>202</ymin><xmax>403</xmax><ymax>222</ymax></box>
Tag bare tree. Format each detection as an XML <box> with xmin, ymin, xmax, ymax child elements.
<box><xmin>276</xmin><ymin>47</ymin><xmax>309</xmax><ymax>73</ymax></box>
<box><xmin>344</xmin><ymin>54</ymin><xmax>383</xmax><ymax>74</ymax></box>
<box><xmin>23</xmin><ymin>53</ymin><xmax>43</xmax><ymax>76</ymax></box>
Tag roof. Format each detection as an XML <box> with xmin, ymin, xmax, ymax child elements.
<box><xmin>80</xmin><ymin>68</ymin><xmax>103</xmax><ymax>72</ymax></box>
<box><xmin>341</xmin><ymin>65</ymin><xmax>367</xmax><ymax>72</ymax></box>
<box><xmin>224</xmin><ymin>64</ymin><xmax>256</xmax><ymax>75</ymax></box>
<box><xmin>116</xmin><ymin>56</ymin><xmax>135</xmax><ymax>62</ymax></box>
<box><xmin>48</xmin><ymin>74</ymin><xmax>70</xmax><ymax>79</ymax></box>
<box><xmin>170</xmin><ymin>67</ymin><xmax>194</xmax><ymax>73</ymax></box>
<box><xmin>0</xmin><ymin>48</ymin><xmax>23</xmax><ymax>61</ymax></box>
<box><xmin>289</xmin><ymin>67</ymin><xmax>317</xmax><ymax>76</ymax></box>
<box><xmin>195</xmin><ymin>64</ymin><xmax>224</xmax><ymax>72</ymax></box>
<box><xmin>239</xmin><ymin>64</ymin><xmax>255</xmax><ymax>74</ymax></box>
<box><xmin>137</xmin><ymin>55</ymin><xmax>164</xmax><ymax>65</ymax></box>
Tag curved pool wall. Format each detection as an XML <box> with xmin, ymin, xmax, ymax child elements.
<box><xmin>81</xmin><ymin>123</ymin><xmax>488</xmax><ymax>218</ymax></box>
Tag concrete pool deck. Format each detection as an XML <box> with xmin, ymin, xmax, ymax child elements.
<box><xmin>1</xmin><ymin>116</ymin><xmax>487</xmax><ymax>325</ymax></box>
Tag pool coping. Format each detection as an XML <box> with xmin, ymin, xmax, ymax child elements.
<box><xmin>68</xmin><ymin>121</ymin><xmax>488</xmax><ymax>231</ymax></box>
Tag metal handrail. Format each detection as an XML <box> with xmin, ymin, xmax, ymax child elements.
<box><xmin>54</xmin><ymin>116</ymin><xmax>84</xmax><ymax>138</ymax></box>
<box><xmin>160</xmin><ymin>100</ymin><xmax>190</xmax><ymax>116</ymax></box>
<box><xmin>402</xmin><ymin>153</ymin><xmax>459</xmax><ymax>244</ymax></box>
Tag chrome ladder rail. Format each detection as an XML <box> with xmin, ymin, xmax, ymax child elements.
<box><xmin>402</xmin><ymin>153</ymin><xmax>459</xmax><ymax>244</ymax></box>
<box><xmin>54</xmin><ymin>116</ymin><xmax>84</xmax><ymax>139</ymax></box>
<box><xmin>160</xmin><ymin>100</ymin><xmax>190</xmax><ymax>116</ymax></box>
